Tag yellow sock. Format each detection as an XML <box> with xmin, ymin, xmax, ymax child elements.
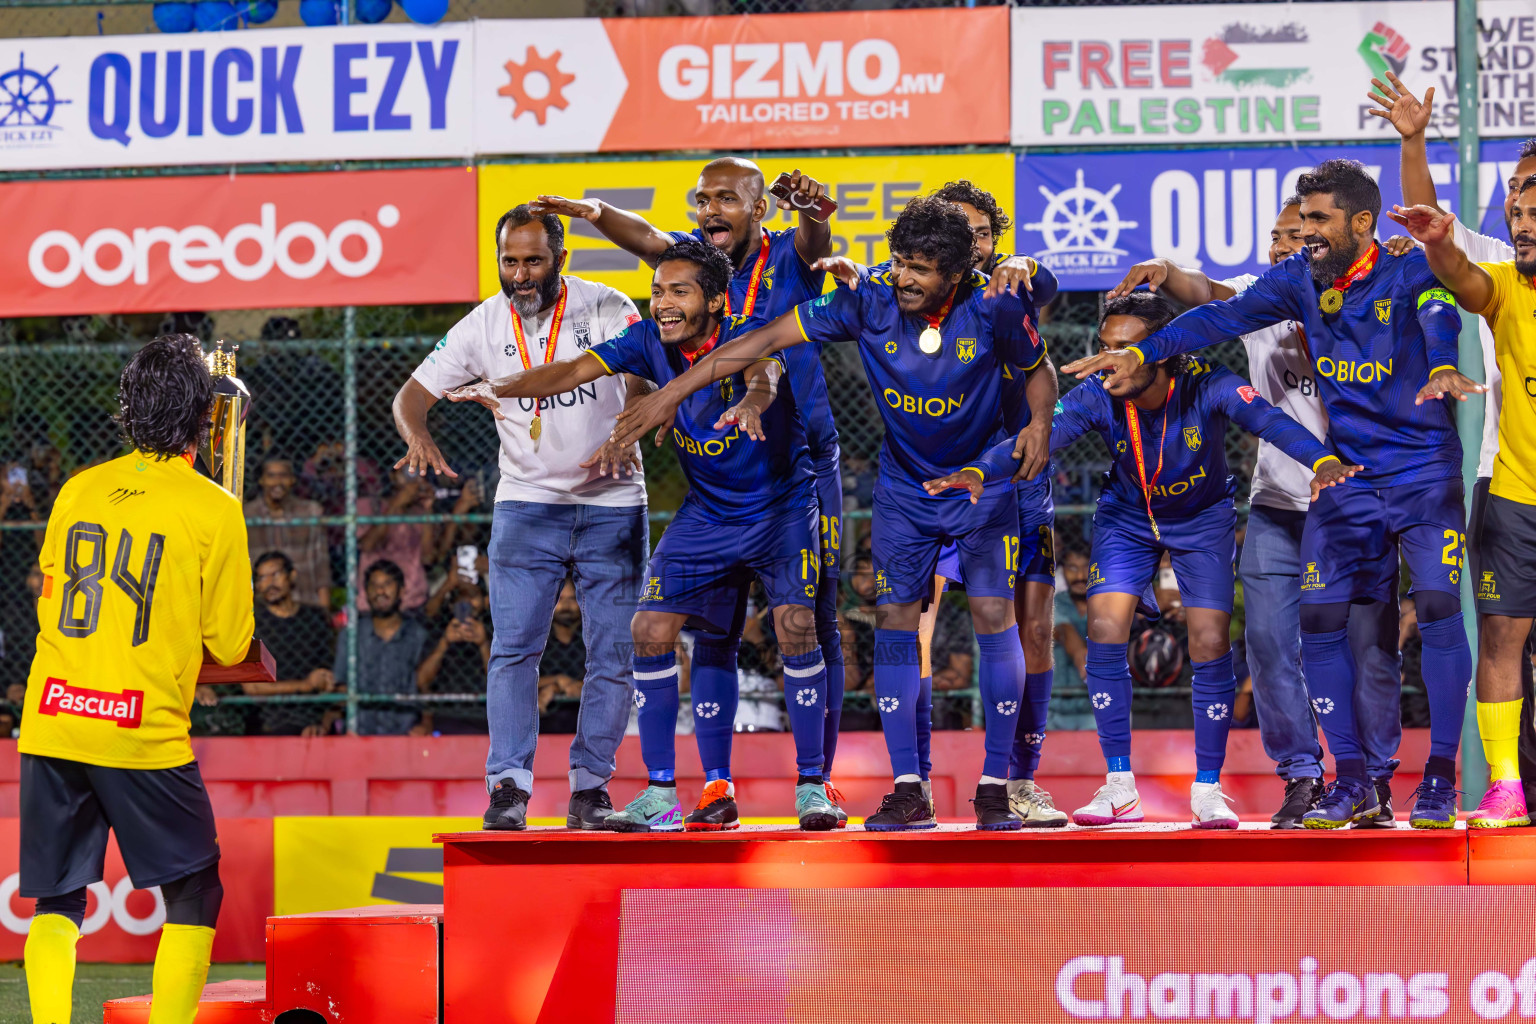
<box><xmin>1477</xmin><ymin>698</ymin><xmax>1524</xmax><ymax>782</ymax></box>
<box><xmin>25</xmin><ymin>913</ymin><xmax>80</xmax><ymax>1024</ymax></box>
<box><xmin>147</xmin><ymin>923</ymin><xmax>215</xmax><ymax>1024</ymax></box>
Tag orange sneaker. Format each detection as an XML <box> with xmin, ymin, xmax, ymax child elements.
<box><xmin>825</xmin><ymin>782</ymin><xmax>848</xmax><ymax>829</ymax></box>
<box><xmin>684</xmin><ymin>779</ymin><xmax>739</xmax><ymax>831</ymax></box>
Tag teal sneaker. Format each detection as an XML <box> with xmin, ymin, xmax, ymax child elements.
<box><xmin>796</xmin><ymin>781</ymin><xmax>839</xmax><ymax>831</ymax></box>
<box><xmin>603</xmin><ymin>785</ymin><xmax>684</xmax><ymax>832</ymax></box>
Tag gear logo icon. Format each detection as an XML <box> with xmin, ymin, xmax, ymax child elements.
<box><xmin>795</xmin><ymin>687</ymin><xmax>818</xmax><ymax>707</ymax></box>
<box><xmin>695</xmin><ymin>701</ymin><xmax>721</xmax><ymax>719</ymax></box>
<box><xmin>498</xmin><ymin>48</ymin><xmax>575</xmax><ymax>126</ymax></box>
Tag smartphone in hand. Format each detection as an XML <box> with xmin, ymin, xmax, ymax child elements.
<box><xmin>769</xmin><ymin>173</ymin><xmax>837</xmax><ymax>222</ymax></box>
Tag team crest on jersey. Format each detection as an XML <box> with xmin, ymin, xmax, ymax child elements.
<box><xmin>720</xmin><ymin>378</ymin><xmax>735</xmax><ymax>404</ymax></box>
<box><xmin>573</xmin><ymin>322</ymin><xmax>591</xmax><ymax>349</ymax></box>
<box><xmin>885</xmin><ymin>339</ymin><xmax>898</xmax><ymax>354</ymax></box>
<box><xmin>1375</xmin><ymin>299</ymin><xmax>1392</xmax><ymax>325</ymax></box>
<box><xmin>642</xmin><ymin>577</ymin><xmax>663</xmax><ymax>601</ymax></box>
<box><xmin>1183</xmin><ymin>426</ymin><xmax>1202</xmax><ymax>451</ymax></box>
<box><xmin>957</xmin><ymin>338</ymin><xmax>977</xmax><ymax>364</ymax></box>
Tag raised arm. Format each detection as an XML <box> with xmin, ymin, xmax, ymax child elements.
<box><xmin>1366</xmin><ymin>72</ymin><xmax>1442</xmax><ymax>212</ymax></box>
<box><xmin>924</xmin><ymin>382</ymin><xmax>1103</xmax><ymax>500</ymax></box>
<box><xmin>610</xmin><ymin>313</ymin><xmax>810</xmax><ymax>448</ymax></box>
<box><xmin>1218</xmin><ymin>383</ymin><xmax>1358</xmax><ymax>501</ymax></box>
<box><xmin>445</xmin><ymin>353</ymin><xmax>612</xmax><ymax>420</ymax></box>
<box><xmin>529</xmin><ymin>196</ymin><xmax>675</xmax><ymax>267</ymax></box>
<box><xmin>1388</xmin><ymin>204</ymin><xmax>1496</xmax><ymax>314</ymax></box>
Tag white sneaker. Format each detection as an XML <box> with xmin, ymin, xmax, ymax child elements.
<box><xmin>1007</xmin><ymin>779</ymin><xmax>1069</xmax><ymax>828</ymax></box>
<box><xmin>1072</xmin><ymin>773</ymin><xmax>1143</xmax><ymax>826</ymax></box>
<box><xmin>1191</xmin><ymin>781</ymin><xmax>1239</xmax><ymax>830</ymax></box>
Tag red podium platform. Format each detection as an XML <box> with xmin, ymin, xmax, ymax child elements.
<box><xmin>436</xmin><ymin>824</ymin><xmax>1536</xmax><ymax>1024</ymax></box>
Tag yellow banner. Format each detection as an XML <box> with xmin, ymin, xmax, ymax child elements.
<box><xmin>273</xmin><ymin>816</ymin><xmax>478</xmax><ymax>916</ymax></box>
<box><xmin>477</xmin><ymin>153</ymin><xmax>1014</xmax><ymax>301</ymax></box>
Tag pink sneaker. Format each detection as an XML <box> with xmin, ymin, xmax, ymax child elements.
<box><xmin>1468</xmin><ymin>780</ymin><xmax>1531</xmax><ymax>829</ymax></box>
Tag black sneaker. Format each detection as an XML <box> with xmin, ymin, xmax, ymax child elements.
<box><xmin>567</xmin><ymin>787</ymin><xmax>613</xmax><ymax>830</ymax></box>
<box><xmin>484</xmin><ymin>780</ymin><xmax>529</xmax><ymax>831</ymax></box>
<box><xmin>864</xmin><ymin>782</ymin><xmax>937</xmax><ymax>832</ymax></box>
<box><xmin>972</xmin><ymin>783</ymin><xmax>1023</xmax><ymax>831</ymax></box>
<box><xmin>1271</xmin><ymin>777</ymin><xmax>1324</xmax><ymax>830</ymax></box>
<box><xmin>1354</xmin><ymin>779</ymin><xmax>1395</xmax><ymax>829</ymax></box>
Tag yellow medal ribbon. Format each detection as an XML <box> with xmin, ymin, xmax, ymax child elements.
<box><xmin>724</xmin><ymin>230</ymin><xmax>770</xmax><ymax>318</ymax></box>
<box><xmin>510</xmin><ymin>282</ymin><xmax>567</xmax><ymax>441</ymax></box>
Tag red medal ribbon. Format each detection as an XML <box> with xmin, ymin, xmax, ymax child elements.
<box><xmin>1125</xmin><ymin>378</ymin><xmax>1177</xmax><ymax>542</ymax></box>
<box><xmin>510</xmin><ymin>282</ymin><xmax>568</xmax><ymax>372</ymax></box>
<box><xmin>681</xmin><ymin>325</ymin><xmax>722</xmax><ymax>366</ymax></box>
<box><xmin>1331</xmin><ymin>242</ymin><xmax>1379</xmax><ymax>293</ymax></box>
<box><xmin>724</xmin><ymin>231</ymin><xmax>770</xmax><ymax>318</ymax></box>
<box><xmin>919</xmin><ymin>285</ymin><xmax>960</xmax><ymax>337</ymax></box>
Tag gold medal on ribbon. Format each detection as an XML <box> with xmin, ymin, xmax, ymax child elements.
<box><xmin>530</xmin><ymin>415</ymin><xmax>542</xmax><ymax>441</ymax></box>
<box><xmin>918</xmin><ymin>327</ymin><xmax>942</xmax><ymax>354</ymax></box>
<box><xmin>510</xmin><ymin>282</ymin><xmax>567</xmax><ymax>445</ymax></box>
<box><xmin>1319</xmin><ymin>288</ymin><xmax>1344</xmax><ymax>315</ymax></box>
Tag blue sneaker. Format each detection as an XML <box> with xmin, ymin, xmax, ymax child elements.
<box><xmin>1409</xmin><ymin>775</ymin><xmax>1459</xmax><ymax>829</ymax></box>
<box><xmin>602</xmin><ymin>784</ymin><xmax>684</xmax><ymax>832</ymax></box>
<box><xmin>1302</xmin><ymin>777</ymin><xmax>1380</xmax><ymax>830</ymax></box>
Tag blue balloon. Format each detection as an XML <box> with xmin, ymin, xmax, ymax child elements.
<box><xmin>298</xmin><ymin>0</ymin><xmax>339</xmax><ymax>24</ymax></box>
<box><xmin>399</xmin><ymin>0</ymin><xmax>446</xmax><ymax>24</ymax></box>
<box><xmin>244</xmin><ymin>0</ymin><xmax>278</xmax><ymax>22</ymax></box>
<box><xmin>152</xmin><ymin>1</ymin><xmax>195</xmax><ymax>31</ymax></box>
<box><xmin>193</xmin><ymin>0</ymin><xmax>237</xmax><ymax>29</ymax></box>
<box><xmin>355</xmin><ymin>0</ymin><xmax>391</xmax><ymax>23</ymax></box>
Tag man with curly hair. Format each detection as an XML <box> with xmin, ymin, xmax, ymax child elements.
<box><xmin>20</xmin><ymin>334</ymin><xmax>255</xmax><ymax>1024</ymax></box>
<box><xmin>609</xmin><ymin>196</ymin><xmax>1059</xmax><ymax>831</ymax></box>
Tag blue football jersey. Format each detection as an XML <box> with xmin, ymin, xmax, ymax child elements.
<box><xmin>671</xmin><ymin>226</ymin><xmax>837</xmax><ymax>458</ymax></box>
<box><xmin>589</xmin><ymin>315</ymin><xmax>814</xmax><ymax>520</ymax></box>
<box><xmin>1131</xmin><ymin>246</ymin><xmax>1462</xmax><ymax>487</ymax></box>
<box><xmin>793</xmin><ymin>272</ymin><xmax>1046</xmax><ymax>496</ymax></box>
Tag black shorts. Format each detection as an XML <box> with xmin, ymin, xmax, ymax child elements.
<box><xmin>19</xmin><ymin>754</ymin><xmax>220</xmax><ymax>899</ymax></box>
<box><xmin>1475</xmin><ymin>491</ymin><xmax>1536</xmax><ymax>618</ymax></box>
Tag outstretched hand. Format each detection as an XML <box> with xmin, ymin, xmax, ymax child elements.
<box><xmin>922</xmin><ymin>468</ymin><xmax>985</xmax><ymax>504</ymax></box>
<box><xmin>444</xmin><ymin>381</ymin><xmax>506</xmax><ymax>421</ymax></box>
<box><xmin>1365</xmin><ymin>72</ymin><xmax>1435</xmax><ymax>139</ymax></box>
<box><xmin>983</xmin><ymin>256</ymin><xmax>1037</xmax><ymax>299</ymax></box>
<box><xmin>1308</xmin><ymin>459</ymin><xmax>1363</xmax><ymax>502</ymax></box>
<box><xmin>812</xmin><ymin>256</ymin><xmax>865</xmax><ymax>291</ymax></box>
<box><xmin>1106</xmin><ymin>259</ymin><xmax>1173</xmax><ymax>300</ymax></box>
<box><xmin>528</xmin><ymin>195</ymin><xmax>602</xmax><ymax>222</ymax></box>
<box><xmin>1386</xmin><ymin>204</ymin><xmax>1455</xmax><ymax>246</ymax></box>
<box><xmin>580</xmin><ymin>437</ymin><xmax>643</xmax><ymax>480</ymax></box>
<box><xmin>1416</xmin><ymin>368</ymin><xmax>1487</xmax><ymax>406</ymax></box>
<box><xmin>611</xmin><ymin>388</ymin><xmax>680</xmax><ymax>449</ymax></box>
<box><xmin>1061</xmin><ymin>349</ymin><xmax>1142</xmax><ymax>386</ymax></box>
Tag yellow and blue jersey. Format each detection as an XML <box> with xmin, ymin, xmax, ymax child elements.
<box><xmin>589</xmin><ymin>314</ymin><xmax>814</xmax><ymax>521</ymax></box>
<box><xmin>672</xmin><ymin>226</ymin><xmax>838</xmax><ymax>459</ymax></box>
<box><xmin>1132</xmin><ymin>247</ymin><xmax>1462</xmax><ymax>488</ymax></box>
<box><xmin>793</xmin><ymin>273</ymin><xmax>1048</xmax><ymax>497</ymax></box>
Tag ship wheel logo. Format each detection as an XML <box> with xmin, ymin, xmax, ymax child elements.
<box><xmin>0</xmin><ymin>53</ymin><xmax>71</xmax><ymax>129</ymax></box>
<box><xmin>1023</xmin><ymin>169</ymin><xmax>1138</xmax><ymax>257</ymax></box>
<box><xmin>498</xmin><ymin>49</ymin><xmax>574</xmax><ymax>126</ymax></box>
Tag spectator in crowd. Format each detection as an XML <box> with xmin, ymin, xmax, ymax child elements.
<box><xmin>0</xmin><ymin>461</ymin><xmax>43</xmax><ymax>600</ymax></box>
<box><xmin>1054</xmin><ymin>548</ymin><xmax>1091</xmax><ymax>689</ymax></box>
<box><xmin>1</xmin><ymin>561</ymin><xmax>43</xmax><ymax>693</ymax></box>
<box><xmin>929</xmin><ymin>598</ymin><xmax>975</xmax><ymax>693</ymax></box>
<box><xmin>356</xmin><ymin>466</ymin><xmax>439</xmax><ymax>614</ymax></box>
<box><xmin>418</xmin><ymin>568</ymin><xmax>494</xmax><ymax>734</ymax></box>
<box><xmin>245</xmin><ymin>458</ymin><xmax>332</xmax><ymax>608</ymax></box>
<box><xmin>334</xmin><ymin>560</ymin><xmax>429</xmax><ymax>735</ymax></box>
<box><xmin>538</xmin><ymin>580</ymin><xmax>585</xmax><ymax>716</ymax></box>
<box><xmin>250</xmin><ymin>551</ymin><xmax>337</xmax><ymax>736</ymax></box>
<box><xmin>23</xmin><ymin>442</ymin><xmax>63</xmax><ymax>519</ymax></box>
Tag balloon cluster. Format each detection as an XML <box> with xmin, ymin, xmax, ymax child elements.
<box><xmin>152</xmin><ymin>0</ymin><xmax>446</xmax><ymax>30</ymax></box>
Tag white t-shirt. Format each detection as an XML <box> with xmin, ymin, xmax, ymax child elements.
<box><xmin>412</xmin><ymin>275</ymin><xmax>647</xmax><ymax>507</ymax></box>
<box><xmin>1449</xmin><ymin>219</ymin><xmax>1512</xmax><ymax>480</ymax></box>
<box><xmin>1224</xmin><ymin>275</ymin><xmax>1330</xmax><ymax>513</ymax></box>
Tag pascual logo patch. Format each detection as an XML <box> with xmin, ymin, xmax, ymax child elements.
<box><xmin>28</xmin><ymin>202</ymin><xmax>401</xmax><ymax>289</ymax></box>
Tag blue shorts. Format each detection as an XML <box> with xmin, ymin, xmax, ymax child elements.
<box><xmin>814</xmin><ymin>448</ymin><xmax>843</xmax><ymax>581</ymax></box>
<box><xmin>937</xmin><ymin>472</ymin><xmax>1054</xmax><ymax>589</ymax></box>
<box><xmin>872</xmin><ymin>481</ymin><xmax>1020</xmax><ymax>606</ymax></box>
<box><xmin>1301</xmin><ymin>477</ymin><xmax>1464</xmax><ymax>605</ymax></box>
<box><xmin>641</xmin><ymin>497</ymin><xmax>819</xmax><ymax>634</ymax></box>
<box><xmin>1089</xmin><ymin>500</ymin><xmax>1237</xmax><ymax>613</ymax></box>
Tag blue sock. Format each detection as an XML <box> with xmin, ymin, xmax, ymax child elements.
<box><xmin>977</xmin><ymin>627</ymin><xmax>1027</xmax><ymax>780</ymax></box>
<box><xmin>782</xmin><ymin>647</ymin><xmax>828</xmax><ymax>778</ymax></box>
<box><xmin>1011</xmin><ymin>668</ymin><xmax>1053</xmax><ymax>780</ymax></box>
<box><xmin>1299</xmin><ymin>627</ymin><xmax>1364</xmax><ymax>769</ymax></box>
<box><xmin>633</xmin><ymin>651</ymin><xmax>680</xmax><ymax>782</ymax></box>
<box><xmin>916</xmin><ymin>675</ymin><xmax>933</xmax><ymax>781</ymax></box>
<box><xmin>1191</xmin><ymin>651</ymin><xmax>1236</xmax><ymax>778</ymax></box>
<box><xmin>873</xmin><ymin>628</ymin><xmax>921</xmax><ymax>779</ymax></box>
<box><xmin>815</xmin><ymin>592</ymin><xmax>845</xmax><ymax>776</ymax></box>
<box><xmin>1418</xmin><ymin>612</ymin><xmax>1472</xmax><ymax>764</ymax></box>
<box><xmin>690</xmin><ymin>635</ymin><xmax>739</xmax><ymax>783</ymax></box>
<box><xmin>1108</xmin><ymin>756</ymin><xmax>1131</xmax><ymax>774</ymax></box>
<box><xmin>1086</xmin><ymin>640</ymin><xmax>1133</xmax><ymax>767</ymax></box>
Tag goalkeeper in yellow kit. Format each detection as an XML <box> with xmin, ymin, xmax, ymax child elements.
<box><xmin>19</xmin><ymin>335</ymin><xmax>254</xmax><ymax>1024</ymax></box>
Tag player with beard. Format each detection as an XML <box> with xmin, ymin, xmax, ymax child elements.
<box><xmin>532</xmin><ymin>160</ymin><xmax>853</xmax><ymax>827</ymax></box>
<box><xmin>1392</xmin><ymin>180</ymin><xmax>1536</xmax><ymax>827</ymax></box>
<box><xmin>1106</xmin><ymin>204</ymin><xmax>1408</xmax><ymax>829</ymax></box>
<box><xmin>396</xmin><ymin>206</ymin><xmax>651</xmax><ymax>832</ymax></box>
<box><xmin>448</xmin><ymin>237</ymin><xmax>839</xmax><ymax>832</ymax></box>
<box><xmin>1370</xmin><ymin>72</ymin><xmax>1536</xmax><ymax>820</ymax></box>
<box><xmin>929</xmin><ymin>292</ymin><xmax>1350</xmax><ymax>827</ymax></box>
<box><xmin>1065</xmin><ymin>159</ymin><xmax>1477</xmax><ymax>830</ymax></box>
<box><xmin>608</xmin><ymin>197</ymin><xmax>1057</xmax><ymax>832</ymax></box>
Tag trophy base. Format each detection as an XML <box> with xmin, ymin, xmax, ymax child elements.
<box><xmin>198</xmin><ymin>640</ymin><xmax>276</xmax><ymax>684</ymax></box>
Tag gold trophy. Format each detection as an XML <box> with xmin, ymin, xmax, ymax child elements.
<box><xmin>195</xmin><ymin>340</ymin><xmax>275</xmax><ymax>683</ymax></box>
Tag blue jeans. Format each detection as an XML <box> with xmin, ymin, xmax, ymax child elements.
<box><xmin>1240</xmin><ymin>504</ymin><xmax>1402</xmax><ymax>780</ymax></box>
<box><xmin>486</xmin><ymin>500</ymin><xmax>649</xmax><ymax>794</ymax></box>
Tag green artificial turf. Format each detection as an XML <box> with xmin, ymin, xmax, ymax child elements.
<box><xmin>0</xmin><ymin>962</ymin><xmax>266</xmax><ymax>1023</ymax></box>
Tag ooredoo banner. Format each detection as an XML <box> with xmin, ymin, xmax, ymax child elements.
<box><xmin>0</xmin><ymin>24</ymin><xmax>473</xmax><ymax>171</ymax></box>
<box><xmin>0</xmin><ymin>167</ymin><xmax>478</xmax><ymax>316</ymax></box>
<box><xmin>472</xmin><ymin>9</ymin><xmax>1009</xmax><ymax>155</ymax></box>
